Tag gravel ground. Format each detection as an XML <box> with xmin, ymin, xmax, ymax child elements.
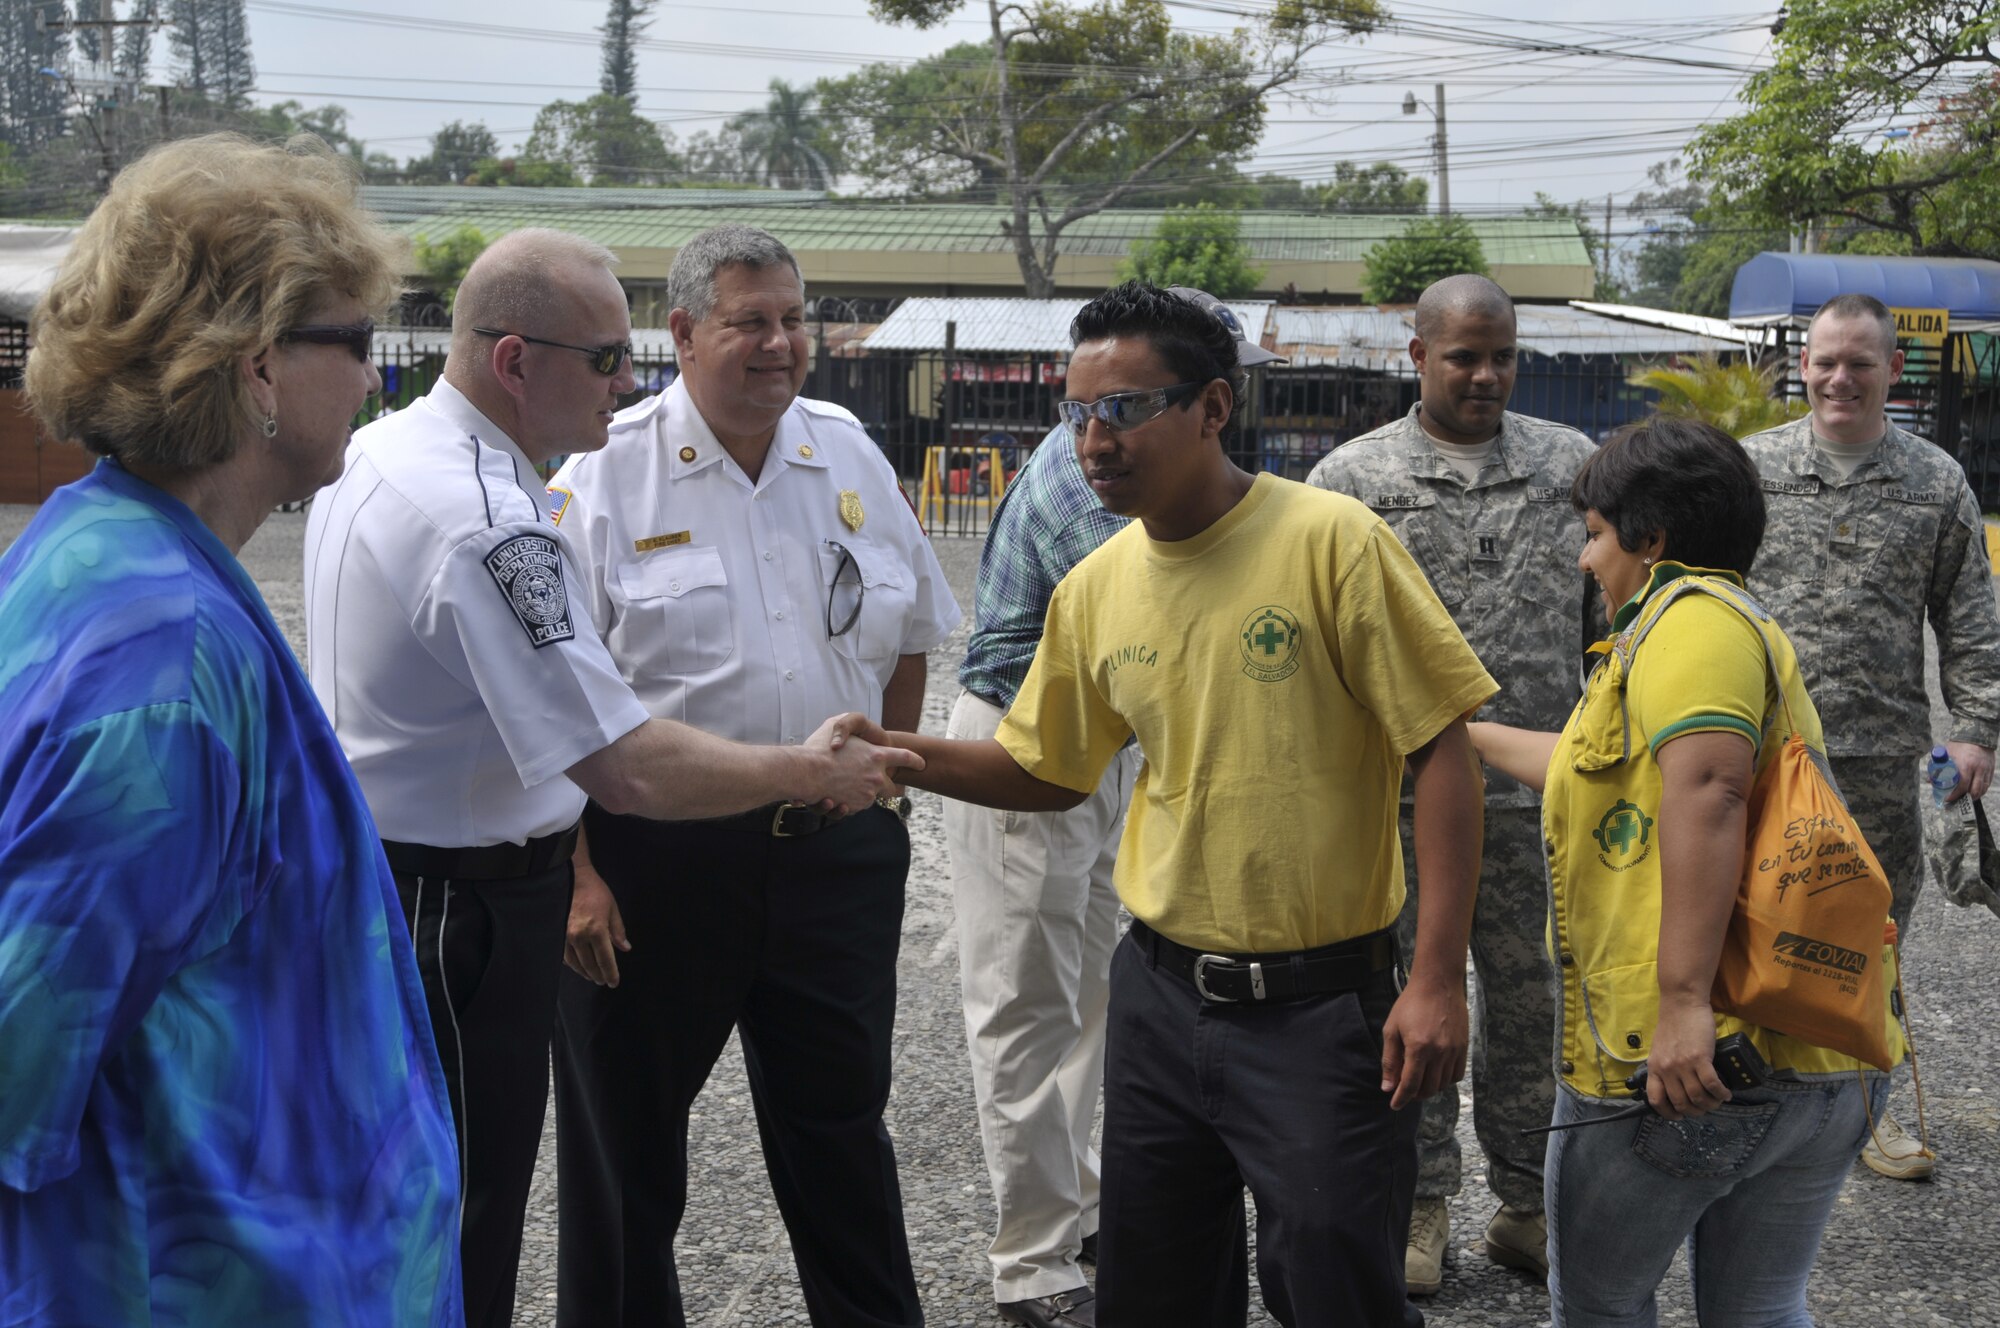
<box><xmin>5</xmin><ymin>502</ymin><xmax>1998</xmax><ymax>1327</ymax></box>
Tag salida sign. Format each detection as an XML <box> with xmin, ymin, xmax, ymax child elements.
<box><xmin>1889</xmin><ymin>306</ymin><xmax>1950</xmax><ymax>345</ymax></box>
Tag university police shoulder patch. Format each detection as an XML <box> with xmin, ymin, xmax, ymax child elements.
<box><xmin>484</xmin><ymin>533</ymin><xmax>575</xmax><ymax>648</ymax></box>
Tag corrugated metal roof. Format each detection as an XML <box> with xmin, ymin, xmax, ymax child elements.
<box><xmin>1270</xmin><ymin>307</ymin><xmax>1412</xmax><ymax>369</ymax></box>
<box><xmin>864</xmin><ymin>296</ymin><xmax>1274</xmax><ymax>352</ymax></box>
<box><xmin>369</xmin><ymin>194</ymin><xmax>1590</xmax><ymax>268</ymax></box>
<box><xmin>1569</xmin><ymin>300</ymin><xmax>1766</xmax><ymax>349</ymax></box>
<box><xmin>1514</xmin><ymin>304</ymin><xmax>1743</xmax><ymax>357</ymax></box>
<box><xmin>359</xmin><ymin>185</ymin><xmax>828</xmax><ymax>219</ymax></box>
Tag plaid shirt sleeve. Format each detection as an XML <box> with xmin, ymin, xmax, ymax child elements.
<box><xmin>958</xmin><ymin>426</ymin><xmax>1129</xmax><ymax>710</ymax></box>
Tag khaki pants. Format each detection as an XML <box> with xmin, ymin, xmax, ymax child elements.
<box><xmin>945</xmin><ymin>689</ymin><xmax>1140</xmax><ymax>1303</ymax></box>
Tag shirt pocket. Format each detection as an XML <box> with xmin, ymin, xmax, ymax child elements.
<box><xmin>819</xmin><ymin>540</ymin><xmax>914</xmax><ymax>664</ymax></box>
<box><xmin>609</xmin><ymin>546</ymin><xmax>736</xmax><ymax>675</ymax></box>
<box><xmin>1369</xmin><ymin>497</ymin><xmax>1464</xmax><ymax>607</ymax></box>
<box><xmin>1512</xmin><ymin>498</ymin><xmax>1585</xmax><ymax>616</ymax></box>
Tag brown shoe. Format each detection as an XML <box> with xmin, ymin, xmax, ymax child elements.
<box><xmin>998</xmin><ymin>1287</ymin><xmax>1095</xmax><ymax>1327</ymax></box>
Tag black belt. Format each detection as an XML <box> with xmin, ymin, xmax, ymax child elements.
<box><xmin>709</xmin><ymin>802</ymin><xmax>844</xmax><ymax>837</ymax></box>
<box><xmin>381</xmin><ymin>822</ymin><xmax>579</xmax><ymax>882</ymax></box>
<box><xmin>1132</xmin><ymin>919</ymin><xmax>1396</xmax><ymax>1004</ymax></box>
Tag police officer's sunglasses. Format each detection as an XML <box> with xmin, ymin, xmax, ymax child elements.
<box><xmin>1055</xmin><ymin>381</ymin><xmax>1205</xmax><ymax>433</ymax></box>
<box><xmin>825</xmin><ymin>539</ymin><xmax>865</xmax><ymax>639</ymax></box>
<box><xmin>471</xmin><ymin>326</ymin><xmax>634</xmax><ymax>376</ymax></box>
<box><xmin>282</xmin><ymin>319</ymin><xmax>375</xmax><ymax>362</ymax></box>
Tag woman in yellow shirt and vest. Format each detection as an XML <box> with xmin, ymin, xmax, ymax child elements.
<box><xmin>1470</xmin><ymin>416</ymin><xmax>1900</xmax><ymax>1327</ymax></box>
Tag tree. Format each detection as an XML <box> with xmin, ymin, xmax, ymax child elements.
<box><xmin>598</xmin><ymin>0</ymin><xmax>654</xmax><ymax>101</ymax></box>
<box><xmin>681</xmin><ymin>125</ymin><xmax>755</xmax><ymax>184</ymax></box>
<box><xmin>1361</xmin><ymin>215</ymin><xmax>1488</xmax><ymax>305</ymax></box>
<box><xmin>523</xmin><ymin>94</ymin><xmax>680</xmax><ymax>184</ymax></box>
<box><xmin>409</xmin><ymin>120</ymin><xmax>501</xmax><ymax>185</ymax></box>
<box><xmin>169</xmin><ymin>0</ymin><xmax>255</xmax><ymax>109</ymax></box>
<box><xmin>1630</xmin><ymin>355</ymin><xmax>1809</xmax><ymax>438</ymax></box>
<box><xmin>730</xmin><ymin>79</ymin><xmax>840</xmax><ymax>190</ymax></box>
<box><xmin>824</xmin><ymin>0</ymin><xmax>1382</xmax><ymax>297</ymax></box>
<box><xmin>1117</xmin><ymin>202</ymin><xmax>1264</xmax><ymax>295</ymax></box>
<box><xmin>1687</xmin><ymin>0</ymin><xmax>2000</xmax><ymax>258</ymax></box>
<box><xmin>1320</xmin><ymin>160</ymin><xmax>1426</xmax><ymax>213</ymax></box>
<box><xmin>415</xmin><ymin>225</ymin><xmax>490</xmax><ymax>313</ymax></box>
<box><xmin>120</xmin><ymin>0</ymin><xmax>156</xmax><ymax>83</ymax></box>
<box><xmin>1523</xmin><ymin>192</ymin><xmax>1624</xmax><ymax>301</ymax></box>
<box><xmin>2</xmin><ymin>1</ymin><xmax>69</xmax><ymax>156</ymax></box>
<box><xmin>464</xmin><ymin>154</ymin><xmax>583</xmax><ymax>187</ymax></box>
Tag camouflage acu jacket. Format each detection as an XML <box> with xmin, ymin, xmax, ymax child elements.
<box><xmin>1309</xmin><ymin>405</ymin><xmax>1599</xmax><ymax>806</ymax></box>
<box><xmin>1741</xmin><ymin>415</ymin><xmax>2000</xmax><ymax>756</ymax></box>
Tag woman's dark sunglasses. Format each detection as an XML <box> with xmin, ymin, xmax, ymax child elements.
<box><xmin>472</xmin><ymin>326</ymin><xmax>633</xmax><ymax>376</ymax></box>
<box><xmin>282</xmin><ymin>320</ymin><xmax>375</xmax><ymax>362</ymax></box>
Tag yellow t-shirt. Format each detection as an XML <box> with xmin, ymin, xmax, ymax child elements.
<box><xmin>997</xmin><ymin>474</ymin><xmax>1498</xmax><ymax>953</ymax></box>
<box><xmin>1545</xmin><ymin>570</ymin><xmax>1900</xmax><ymax>1093</ymax></box>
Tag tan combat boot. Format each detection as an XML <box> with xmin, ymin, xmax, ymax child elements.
<box><xmin>1405</xmin><ymin>1197</ymin><xmax>1448</xmax><ymax>1297</ymax></box>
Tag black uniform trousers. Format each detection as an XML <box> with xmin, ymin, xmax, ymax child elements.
<box><xmin>394</xmin><ymin>860</ymin><xmax>574</xmax><ymax>1328</ymax></box>
<box><xmin>1096</xmin><ymin>930</ymin><xmax>1425</xmax><ymax>1328</ymax></box>
<box><xmin>554</xmin><ymin>802</ymin><xmax>922</xmax><ymax>1328</ymax></box>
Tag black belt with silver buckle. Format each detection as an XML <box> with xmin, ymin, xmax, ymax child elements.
<box><xmin>1132</xmin><ymin>919</ymin><xmax>1395</xmax><ymax>1004</ymax></box>
<box><xmin>381</xmin><ymin>822</ymin><xmax>580</xmax><ymax>882</ymax></box>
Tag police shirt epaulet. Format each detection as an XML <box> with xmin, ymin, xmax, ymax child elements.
<box><xmin>607</xmin><ymin>392</ymin><xmax>666</xmax><ymax>434</ymax></box>
<box><xmin>796</xmin><ymin>396</ymin><xmax>864</xmax><ymax>427</ymax></box>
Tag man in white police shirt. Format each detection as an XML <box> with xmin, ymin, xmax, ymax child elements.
<box><xmin>303</xmin><ymin>228</ymin><xmax>918</xmax><ymax>1328</ymax></box>
<box><xmin>547</xmin><ymin>224</ymin><xmax>959</xmax><ymax>1328</ymax></box>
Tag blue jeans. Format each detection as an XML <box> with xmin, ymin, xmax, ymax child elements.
<box><xmin>1546</xmin><ymin>1074</ymin><xmax>1887</xmax><ymax>1328</ymax></box>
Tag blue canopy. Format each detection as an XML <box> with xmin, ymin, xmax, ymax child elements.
<box><xmin>1729</xmin><ymin>253</ymin><xmax>2000</xmax><ymax>332</ymax></box>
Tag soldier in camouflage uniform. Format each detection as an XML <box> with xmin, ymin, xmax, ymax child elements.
<box><xmin>1741</xmin><ymin>292</ymin><xmax>2000</xmax><ymax>1182</ymax></box>
<box><xmin>1309</xmin><ymin>274</ymin><xmax>1598</xmax><ymax>1293</ymax></box>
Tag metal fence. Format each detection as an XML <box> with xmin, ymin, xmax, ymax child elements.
<box><xmin>14</xmin><ymin>319</ymin><xmax>1995</xmax><ymax>530</ymax></box>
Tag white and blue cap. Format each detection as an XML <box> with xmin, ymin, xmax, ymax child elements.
<box><xmin>1165</xmin><ymin>286</ymin><xmax>1286</xmax><ymax>367</ymax></box>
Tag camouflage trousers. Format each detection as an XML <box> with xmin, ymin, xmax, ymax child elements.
<box><xmin>1394</xmin><ymin>805</ymin><xmax>1556</xmax><ymax>1211</ymax></box>
<box><xmin>1830</xmin><ymin>755</ymin><xmax>1928</xmax><ymax>940</ymax></box>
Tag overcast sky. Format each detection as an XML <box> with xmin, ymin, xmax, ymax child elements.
<box><xmin>207</xmin><ymin>0</ymin><xmax>1781</xmax><ymax>244</ymax></box>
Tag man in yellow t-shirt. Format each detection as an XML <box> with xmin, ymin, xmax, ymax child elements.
<box><xmin>863</xmin><ymin>283</ymin><xmax>1497</xmax><ymax>1328</ymax></box>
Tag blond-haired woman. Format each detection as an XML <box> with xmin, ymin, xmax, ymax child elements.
<box><xmin>0</xmin><ymin>135</ymin><xmax>461</xmax><ymax>1324</ymax></box>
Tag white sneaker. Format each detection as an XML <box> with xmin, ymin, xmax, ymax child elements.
<box><xmin>1860</xmin><ymin>1113</ymin><xmax>1935</xmax><ymax>1181</ymax></box>
<box><xmin>1405</xmin><ymin>1197</ymin><xmax>1448</xmax><ymax>1297</ymax></box>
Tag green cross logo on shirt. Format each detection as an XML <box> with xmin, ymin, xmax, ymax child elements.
<box><xmin>1591</xmin><ymin>798</ymin><xmax>1655</xmax><ymax>872</ymax></box>
<box><xmin>1239</xmin><ymin>605</ymin><xmax>1303</xmax><ymax>683</ymax></box>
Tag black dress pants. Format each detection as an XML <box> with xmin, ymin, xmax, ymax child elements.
<box><xmin>1096</xmin><ymin>930</ymin><xmax>1425</xmax><ymax>1328</ymax></box>
<box><xmin>395</xmin><ymin>861</ymin><xmax>574</xmax><ymax>1328</ymax></box>
<box><xmin>554</xmin><ymin>803</ymin><xmax>922</xmax><ymax>1328</ymax></box>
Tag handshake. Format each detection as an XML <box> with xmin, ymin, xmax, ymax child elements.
<box><xmin>799</xmin><ymin>714</ymin><xmax>923</xmax><ymax>816</ymax></box>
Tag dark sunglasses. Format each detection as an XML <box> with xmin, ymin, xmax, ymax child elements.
<box><xmin>472</xmin><ymin>326</ymin><xmax>633</xmax><ymax>376</ymax></box>
<box><xmin>282</xmin><ymin>319</ymin><xmax>375</xmax><ymax>362</ymax></box>
<box><xmin>1056</xmin><ymin>381</ymin><xmax>1206</xmax><ymax>433</ymax></box>
<box><xmin>825</xmin><ymin>539</ymin><xmax>865</xmax><ymax>639</ymax></box>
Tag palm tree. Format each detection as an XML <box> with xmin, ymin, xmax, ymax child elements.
<box><xmin>1629</xmin><ymin>353</ymin><xmax>1809</xmax><ymax>440</ymax></box>
<box><xmin>731</xmin><ymin>80</ymin><xmax>841</xmax><ymax>191</ymax></box>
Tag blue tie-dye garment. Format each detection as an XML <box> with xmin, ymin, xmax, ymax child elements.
<box><xmin>0</xmin><ymin>462</ymin><xmax>463</xmax><ymax>1326</ymax></box>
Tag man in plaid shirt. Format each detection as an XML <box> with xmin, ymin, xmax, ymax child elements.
<box><xmin>946</xmin><ymin>419</ymin><xmax>1137</xmax><ymax>1328</ymax></box>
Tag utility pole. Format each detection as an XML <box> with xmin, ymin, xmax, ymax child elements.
<box><xmin>1603</xmin><ymin>192</ymin><xmax>1613</xmax><ymax>290</ymax></box>
<box><xmin>1433</xmin><ymin>83</ymin><xmax>1449</xmax><ymax>218</ymax></box>
<box><xmin>34</xmin><ymin>2</ymin><xmax>162</xmax><ymax>193</ymax></box>
<box><xmin>1403</xmin><ymin>84</ymin><xmax>1450</xmax><ymax>216</ymax></box>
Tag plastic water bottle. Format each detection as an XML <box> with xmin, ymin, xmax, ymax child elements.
<box><xmin>1926</xmin><ymin>745</ymin><xmax>1961</xmax><ymax>807</ymax></box>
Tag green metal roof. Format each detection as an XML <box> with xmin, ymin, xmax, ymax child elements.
<box><xmin>373</xmin><ymin>193</ymin><xmax>1590</xmax><ymax>268</ymax></box>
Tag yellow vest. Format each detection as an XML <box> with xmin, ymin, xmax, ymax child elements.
<box><xmin>1545</xmin><ymin>568</ymin><xmax>1904</xmax><ymax>1097</ymax></box>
